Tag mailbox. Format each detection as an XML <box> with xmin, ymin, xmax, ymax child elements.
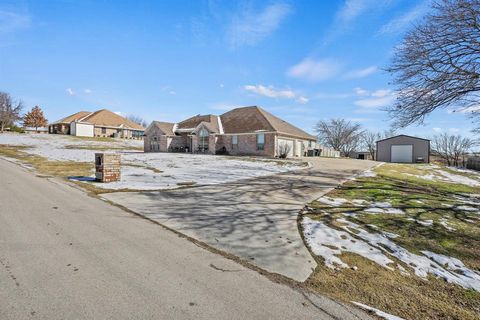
<box><xmin>95</xmin><ymin>153</ymin><xmax>121</xmax><ymax>182</ymax></box>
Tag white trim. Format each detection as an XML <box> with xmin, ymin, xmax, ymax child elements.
<box><xmin>217</xmin><ymin>117</ymin><xmax>224</xmax><ymax>134</ymax></box>
<box><xmin>78</xmin><ymin>112</ymin><xmax>94</xmax><ymax>122</ymax></box>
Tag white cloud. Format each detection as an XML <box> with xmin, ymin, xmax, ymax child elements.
<box><xmin>336</xmin><ymin>0</ymin><xmax>376</xmax><ymax>23</ymax></box>
<box><xmin>287</xmin><ymin>58</ymin><xmax>341</xmax><ymax>81</ymax></box>
<box><xmin>371</xmin><ymin>89</ymin><xmax>391</xmax><ymax>97</ymax></box>
<box><xmin>354</xmin><ymin>96</ymin><xmax>394</xmax><ymax>108</ymax></box>
<box><xmin>456</xmin><ymin>105</ymin><xmax>480</xmax><ymax>114</ymax></box>
<box><xmin>354</xmin><ymin>87</ymin><xmax>369</xmax><ymax>96</ymax></box>
<box><xmin>84</xmin><ymin>89</ymin><xmax>92</xmax><ymax>94</ymax></box>
<box><xmin>65</xmin><ymin>88</ymin><xmax>75</xmax><ymax>96</ymax></box>
<box><xmin>379</xmin><ymin>1</ymin><xmax>430</xmax><ymax>35</ymax></box>
<box><xmin>296</xmin><ymin>96</ymin><xmax>309</xmax><ymax>104</ymax></box>
<box><xmin>432</xmin><ymin>127</ymin><xmax>442</xmax><ymax>133</ymax></box>
<box><xmin>160</xmin><ymin>85</ymin><xmax>176</xmax><ymax>95</ymax></box>
<box><xmin>0</xmin><ymin>10</ymin><xmax>30</xmax><ymax>33</ymax></box>
<box><xmin>219</xmin><ymin>84</ymin><xmax>225</xmax><ymax>88</ymax></box>
<box><xmin>114</xmin><ymin>111</ymin><xmax>126</xmax><ymax>117</ymax></box>
<box><xmin>228</xmin><ymin>2</ymin><xmax>292</xmax><ymax>48</ymax></box>
<box><xmin>449</xmin><ymin>128</ymin><xmax>460</xmax><ymax>133</ymax></box>
<box><xmin>354</xmin><ymin>88</ymin><xmax>395</xmax><ymax>109</ymax></box>
<box><xmin>343</xmin><ymin>66</ymin><xmax>378</xmax><ymax>79</ymax></box>
<box><xmin>244</xmin><ymin>85</ymin><xmax>295</xmax><ymax>99</ymax></box>
<box><xmin>243</xmin><ymin>84</ymin><xmax>309</xmax><ymax>104</ymax></box>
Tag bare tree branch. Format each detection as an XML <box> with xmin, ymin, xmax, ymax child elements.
<box><xmin>315</xmin><ymin>119</ymin><xmax>364</xmax><ymax>157</ymax></box>
<box><xmin>387</xmin><ymin>0</ymin><xmax>480</xmax><ymax>131</ymax></box>
<box><xmin>0</xmin><ymin>91</ymin><xmax>24</xmax><ymax>132</ymax></box>
<box><xmin>431</xmin><ymin>132</ymin><xmax>477</xmax><ymax>166</ymax></box>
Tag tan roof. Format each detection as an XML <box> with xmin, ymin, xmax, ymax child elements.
<box><xmin>177</xmin><ymin>114</ymin><xmax>220</xmax><ymax>133</ymax></box>
<box><xmin>148</xmin><ymin>121</ymin><xmax>175</xmax><ymax>135</ymax></box>
<box><xmin>82</xmin><ymin>109</ymin><xmax>145</xmax><ymax>130</ymax></box>
<box><xmin>50</xmin><ymin>111</ymin><xmax>92</xmax><ymax>125</ymax></box>
<box><xmin>220</xmin><ymin>106</ymin><xmax>316</xmax><ymax>140</ymax></box>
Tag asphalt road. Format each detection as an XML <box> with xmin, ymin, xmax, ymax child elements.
<box><xmin>0</xmin><ymin>159</ymin><xmax>371</xmax><ymax>320</ymax></box>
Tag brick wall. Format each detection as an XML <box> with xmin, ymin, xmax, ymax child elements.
<box><xmin>94</xmin><ymin>127</ymin><xmax>142</xmax><ymax>139</ymax></box>
<box><xmin>95</xmin><ymin>153</ymin><xmax>121</xmax><ymax>182</ymax></box>
<box><xmin>216</xmin><ymin>133</ymin><xmax>276</xmax><ymax>157</ymax></box>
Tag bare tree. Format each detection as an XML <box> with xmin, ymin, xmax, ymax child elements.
<box><xmin>315</xmin><ymin>119</ymin><xmax>364</xmax><ymax>157</ymax></box>
<box><xmin>363</xmin><ymin>131</ymin><xmax>381</xmax><ymax>160</ymax></box>
<box><xmin>431</xmin><ymin>132</ymin><xmax>476</xmax><ymax>166</ymax></box>
<box><xmin>362</xmin><ymin>129</ymin><xmax>397</xmax><ymax>160</ymax></box>
<box><xmin>387</xmin><ymin>0</ymin><xmax>480</xmax><ymax>131</ymax></box>
<box><xmin>277</xmin><ymin>143</ymin><xmax>292</xmax><ymax>159</ymax></box>
<box><xmin>127</xmin><ymin>114</ymin><xmax>148</xmax><ymax>128</ymax></box>
<box><xmin>23</xmin><ymin>106</ymin><xmax>48</xmax><ymax>132</ymax></box>
<box><xmin>0</xmin><ymin>92</ymin><xmax>24</xmax><ymax>132</ymax></box>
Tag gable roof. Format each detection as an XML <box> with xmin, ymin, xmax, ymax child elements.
<box><xmin>50</xmin><ymin>111</ymin><xmax>92</xmax><ymax>125</ymax></box>
<box><xmin>50</xmin><ymin>109</ymin><xmax>145</xmax><ymax>130</ymax></box>
<box><xmin>376</xmin><ymin>134</ymin><xmax>430</xmax><ymax>143</ymax></box>
<box><xmin>177</xmin><ymin>114</ymin><xmax>220</xmax><ymax>133</ymax></box>
<box><xmin>220</xmin><ymin>106</ymin><xmax>317</xmax><ymax>140</ymax></box>
<box><xmin>82</xmin><ymin>109</ymin><xmax>145</xmax><ymax>130</ymax></box>
<box><xmin>146</xmin><ymin>121</ymin><xmax>175</xmax><ymax>135</ymax></box>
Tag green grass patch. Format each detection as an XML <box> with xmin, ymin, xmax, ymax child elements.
<box><xmin>304</xmin><ymin>163</ymin><xmax>480</xmax><ymax>320</ymax></box>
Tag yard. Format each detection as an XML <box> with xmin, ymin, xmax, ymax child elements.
<box><xmin>301</xmin><ymin>163</ymin><xmax>480</xmax><ymax>320</ymax></box>
<box><xmin>0</xmin><ymin>133</ymin><xmax>304</xmax><ymax>192</ymax></box>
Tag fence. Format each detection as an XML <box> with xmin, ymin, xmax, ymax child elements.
<box><xmin>320</xmin><ymin>146</ymin><xmax>340</xmax><ymax>158</ymax></box>
<box><xmin>467</xmin><ymin>157</ymin><xmax>480</xmax><ymax>171</ymax></box>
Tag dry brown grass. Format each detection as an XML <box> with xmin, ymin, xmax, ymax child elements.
<box><xmin>302</xmin><ymin>163</ymin><xmax>480</xmax><ymax>319</ymax></box>
<box><xmin>306</xmin><ymin>253</ymin><xmax>479</xmax><ymax>320</ymax></box>
<box><xmin>0</xmin><ymin>145</ymin><xmax>93</xmax><ymax>177</ymax></box>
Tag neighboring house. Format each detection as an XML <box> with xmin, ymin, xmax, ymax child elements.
<box><xmin>24</xmin><ymin>127</ymin><xmax>48</xmax><ymax>134</ymax></box>
<box><xmin>48</xmin><ymin>109</ymin><xmax>145</xmax><ymax>139</ymax></box>
<box><xmin>376</xmin><ymin>135</ymin><xmax>430</xmax><ymax>163</ymax></box>
<box><xmin>350</xmin><ymin>151</ymin><xmax>373</xmax><ymax>160</ymax></box>
<box><xmin>144</xmin><ymin>106</ymin><xmax>321</xmax><ymax>157</ymax></box>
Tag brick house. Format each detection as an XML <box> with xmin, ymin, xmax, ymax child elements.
<box><xmin>144</xmin><ymin>106</ymin><xmax>319</xmax><ymax>157</ymax></box>
<box><xmin>49</xmin><ymin>109</ymin><xmax>145</xmax><ymax>139</ymax></box>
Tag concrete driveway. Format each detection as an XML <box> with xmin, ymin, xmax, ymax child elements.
<box><xmin>103</xmin><ymin>157</ymin><xmax>377</xmax><ymax>282</ymax></box>
<box><xmin>0</xmin><ymin>158</ymin><xmax>373</xmax><ymax>319</ymax></box>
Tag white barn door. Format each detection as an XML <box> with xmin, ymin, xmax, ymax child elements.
<box><xmin>391</xmin><ymin>145</ymin><xmax>413</xmax><ymax>163</ymax></box>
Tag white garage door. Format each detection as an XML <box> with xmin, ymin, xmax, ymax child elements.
<box><xmin>278</xmin><ymin>139</ymin><xmax>294</xmax><ymax>157</ymax></box>
<box><xmin>391</xmin><ymin>145</ymin><xmax>413</xmax><ymax>163</ymax></box>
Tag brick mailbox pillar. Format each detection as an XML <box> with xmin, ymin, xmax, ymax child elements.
<box><xmin>95</xmin><ymin>153</ymin><xmax>121</xmax><ymax>182</ymax></box>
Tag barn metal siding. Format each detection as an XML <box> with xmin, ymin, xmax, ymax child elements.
<box><xmin>376</xmin><ymin>135</ymin><xmax>430</xmax><ymax>163</ymax></box>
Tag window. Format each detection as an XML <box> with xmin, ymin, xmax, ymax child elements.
<box><xmin>101</xmin><ymin>127</ymin><xmax>106</xmax><ymax>134</ymax></box>
<box><xmin>257</xmin><ymin>133</ymin><xmax>265</xmax><ymax>150</ymax></box>
<box><xmin>198</xmin><ymin>128</ymin><xmax>209</xmax><ymax>152</ymax></box>
<box><xmin>232</xmin><ymin>135</ymin><xmax>238</xmax><ymax>146</ymax></box>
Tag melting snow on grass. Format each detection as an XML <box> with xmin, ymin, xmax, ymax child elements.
<box><xmin>364</xmin><ymin>202</ymin><xmax>404</xmax><ymax>215</ymax></box>
<box><xmin>0</xmin><ymin>133</ymin><xmax>302</xmax><ymax>190</ymax></box>
<box><xmin>352</xmin><ymin>302</ymin><xmax>404</xmax><ymax>320</ymax></box>
<box><xmin>302</xmin><ymin>217</ymin><xmax>480</xmax><ymax>291</ymax></box>
<box><xmin>403</xmin><ymin>165</ymin><xmax>480</xmax><ymax>187</ymax></box>
<box><xmin>316</xmin><ymin>196</ymin><xmax>348</xmax><ymax>207</ymax></box>
<box><xmin>302</xmin><ymin>217</ymin><xmax>394</xmax><ymax>270</ymax></box>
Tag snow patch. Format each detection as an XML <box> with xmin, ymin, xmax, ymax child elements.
<box><xmin>0</xmin><ymin>133</ymin><xmax>301</xmax><ymax>191</ymax></box>
<box><xmin>364</xmin><ymin>201</ymin><xmax>404</xmax><ymax>215</ymax></box>
<box><xmin>317</xmin><ymin>196</ymin><xmax>347</xmax><ymax>207</ymax></box>
<box><xmin>416</xmin><ymin>219</ymin><xmax>433</xmax><ymax>226</ymax></box>
<box><xmin>302</xmin><ymin>217</ymin><xmax>394</xmax><ymax>270</ymax></box>
<box><xmin>352</xmin><ymin>302</ymin><xmax>404</xmax><ymax>320</ymax></box>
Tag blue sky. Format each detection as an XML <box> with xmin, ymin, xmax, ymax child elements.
<box><xmin>0</xmin><ymin>0</ymin><xmax>476</xmax><ymax>137</ymax></box>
